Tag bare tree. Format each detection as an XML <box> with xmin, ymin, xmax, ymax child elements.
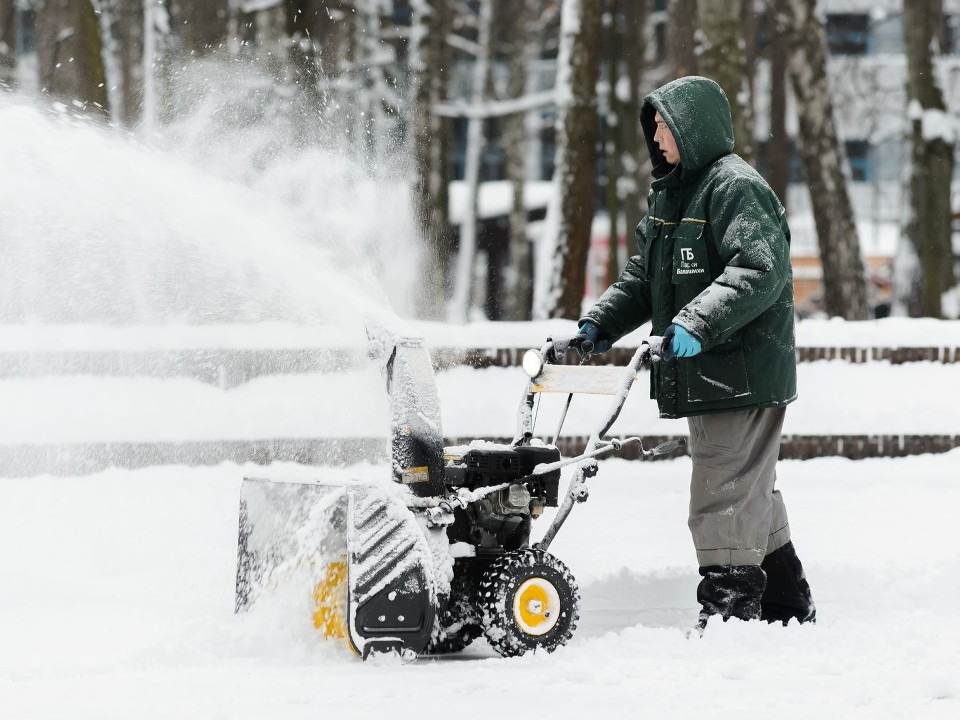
<box><xmin>410</xmin><ymin>0</ymin><xmax>453</xmax><ymax>319</ymax></box>
<box><xmin>36</xmin><ymin>0</ymin><xmax>110</xmax><ymax>117</ymax></box>
<box><xmin>620</xmin><ymin>0</ymin><xmax>649</xmax><ymax>226</ymax></box>
<box><xmin>142</xmin><ymin>0</ymin><xmax>175</xmax><ymax>131</ymax></box>
<box><xmin>766</xmin><ymin>12</ymin><xmax>789</xmax><ymax>207</ymax></box>
<box><xmin>601</xmin><ymin>0</ymin><xmax>649</xmax><ymax>283</ymax></box>
<box><xmin>669</xmin><ymin>0</ymin><xmax>697</xmax><ymax>78</ymax></box>
<box><xmin>772</xmin><ymin>0</ymin><xmax>867</xmax><ymax>320</ymax></box>
<box><xmin>283</xmin><ymin>1</ymin><xmax>337</xmax><ymax>146</ymax></box>
<box><xmin>0</xmin><ymin>0</ymin><xmax>15</xmax><ymax>89</ymax></box>
<box><xmin>698</xmin><ymin>0</ymin><xmax>754</xmax><ymax>164</ymax></box>
<box><xmin>739</xmin><ymin>0</ymin><xmax>757</xmax><ymax>165</ymax></box>
<box><xmin>602</xmin><ymin>0</ymin><xmax>622</xmax><ymax>285</ymax></box>
<box><xmin>536</xmin><ymin>0</ymin><xmax>603</xmax><ymax>319</ymax></box>
<box><xmin>499</xmin><ymin>0</ymin><xmax>537</xmax><ymax>320</ymax></box>
<box><xmin>900</xmin><ymin>0</ymin><xmax>956</xmax><ymax>317</ymax></box>
<box><xmin>448</xmin><ymin>0</ymin><xmax>492</xmax><ymax>322</ymax></box>
<box><xmin>171</xmin><ymin>0</ymin><xmax>228</xmax><ymax>56</ymax></box>
<box><xmin>352</xmin><ymin>1</ymin><xmax>402</xmax><ymax>162</ymax></box>
<box><xmin>115</xmin><ymin>0</ymin><xmax>144</xmax><ymax>126</ymax></box>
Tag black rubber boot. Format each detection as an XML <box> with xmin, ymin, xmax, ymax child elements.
<box><xmin>696</xmin><ymin>565</ymin><xmax>766</xmax><ymax>631</ymax></box>
<box><xmin>760</xmin><ymin>541</ymin><xmax>816</xmax><ymax>625</ymax></box>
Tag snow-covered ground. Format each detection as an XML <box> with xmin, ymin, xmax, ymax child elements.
<box><xmin>0</xmin><ymin>359</ymin><xmax>956</xmax><ymax>446</ymax></box>
<box><xmin>1</xmin><ymin>453</ymin><xmax>958</xmax><ymax>719</ymax></box>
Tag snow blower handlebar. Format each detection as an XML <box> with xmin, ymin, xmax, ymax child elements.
<box><xmin>516</xmin><ymin>335</ymin><xmax>664</xmax><ymax>442</ymax></box>
<box><xmin>531</xmin><ymin>337</ymin><xmax>684</xmax><ymax>552</ymax></box>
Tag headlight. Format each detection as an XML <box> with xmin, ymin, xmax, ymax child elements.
<box><xmin>522</xmin><ymin>349</ymin><xmax>544</xmax><ymax>378</ymax></box>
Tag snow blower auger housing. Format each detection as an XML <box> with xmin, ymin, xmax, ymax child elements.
<box><xmin>235</xmin><ymin>327</ymin><xmax>683</xmax><ymax>661</ymax></box>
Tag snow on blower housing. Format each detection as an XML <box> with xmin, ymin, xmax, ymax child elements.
<box><xmin>234</xmin><ymin>324</ymin><xmax>684</xmax><ymax>660</ymax></box>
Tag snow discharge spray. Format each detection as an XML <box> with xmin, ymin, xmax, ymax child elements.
<box><xmin>0</xmin><ymin>61</ymin><xmax>427</xmax><ymax>479</ymax></box>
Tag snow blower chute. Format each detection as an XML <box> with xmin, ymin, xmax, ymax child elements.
<box><xmin>235</xmin><ymin>328</ymin><xmax>684</xmax><ymax>660</ymax></box>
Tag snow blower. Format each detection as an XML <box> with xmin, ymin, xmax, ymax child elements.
<box><xmin>234</xmin><ymin>327</ymin><xmax>683</xmax><ymax>660</ymax></box>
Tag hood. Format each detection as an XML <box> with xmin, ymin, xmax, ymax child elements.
<box><xmin>640</xmin><ymin>76</ymin><xmax>734</xmax><ymax>179</ymax></box>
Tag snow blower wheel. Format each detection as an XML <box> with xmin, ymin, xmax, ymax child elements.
<box><xmin>478</xmin><ymin>548</ymin><xmax>579</xmax><ymax>657</ymax></box>
<box><xmin>425</xmin><ymin>572</ymin><xmax>482</xmax><ymax>655</ymax></box>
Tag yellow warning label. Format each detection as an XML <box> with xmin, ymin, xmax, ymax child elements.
<box><xmin>401</xmin><ymin>466</ymin><xmax>430</xmax><ymax>484</ymax></box>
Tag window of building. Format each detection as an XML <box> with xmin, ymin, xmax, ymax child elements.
<box><xmin>871</xmin><ymin>13</ymin><xmax>904</xmax><ymax>54</ymax></box>
<box><xmin>539</xmin><ymin>126</ymin><xmax>556</xmax><ymax>181</ymax></box>
<box><xmin>845</xmin><ymin>140</ymin><xmax>872</xmax><ymax>182</ymax></box>
<box><xmin>392</xmin><ymin>0</ymin><xmax>413</xmax><ymax>26</ymax></box>
<box><xmin>873</xmin><ymin>136</ymin><xmax>902</xmax><ymax>183</ymax></box>
<box><xmin>825</xmin><ymin>13</ymin><xmax>871</xmax><ymax>55</ymax></box>
<box><xmin>16</xmin><ymin>9</ymin><xmax>37</xmax><ymax>54</ymax></box>
<box><xmin>759</xmin><ymin>139</ymin><xmax>875</xmax><ymax>185</ymax></box>
<box><xmin>653</xmin><ymin>20</ymin><xmax>668</xmax><ymax>64</ymax></box>
<box><xmin>944</xmin><ymin>14</ymin><xmax>959</xmax><ymax>54</ymax></box>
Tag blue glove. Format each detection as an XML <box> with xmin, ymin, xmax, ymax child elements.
<box><xmin>577</xmin><ymin>321</ymin><xmax>611</xmax><ymax>358</ymax></box>
<box><xmin>663</xmin><ymin>323</ymin><xmax>702</xmax><ymax>359</ymax></box>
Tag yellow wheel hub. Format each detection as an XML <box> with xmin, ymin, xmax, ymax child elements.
<box><xmin>512</xmin><ymin>577</ymin><xmax>561</xmax><ymax>636</ymax></box>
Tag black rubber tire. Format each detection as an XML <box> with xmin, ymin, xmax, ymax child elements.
<box><xmin>424</xmin><ymin>572</ymin><xmax>482</xmax><ymax>655</ymax></box>
<box><xmin>478</xmin><ymin>548</ymin><xmax>579</xmax><ymax>657</ymax></box>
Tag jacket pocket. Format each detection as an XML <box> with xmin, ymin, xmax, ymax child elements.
<box><xmin>671</xmin><ymin>222</ymin><xmax>710</xmax><ymax>284</ymax></box>
<box><xmin>686</xmin><ymin>342</ymin><xmax>751</xmax><ymax>404</ymax></box>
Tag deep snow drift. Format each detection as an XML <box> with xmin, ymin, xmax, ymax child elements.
<box><xmin>1</xmin><ymin>452</ymin><xmax>958</xmax><ymax>719</ymax></box>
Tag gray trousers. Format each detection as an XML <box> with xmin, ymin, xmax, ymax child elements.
<box><xmin>687</xmin><ymin>407</ymin><xmax>791</xmax><ymax>567</ymax></box>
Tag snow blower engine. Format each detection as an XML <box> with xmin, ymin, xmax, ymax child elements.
<box><xmin>234</xmin><ymin>327</ymin><xmax>683</xmax><ymax>660</ymax></box>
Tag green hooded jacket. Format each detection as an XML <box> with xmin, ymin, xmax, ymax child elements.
<box><xmin>582</xmin><ymin>76</ymin><xmax>797</xmax><ymax>419</ymax></box>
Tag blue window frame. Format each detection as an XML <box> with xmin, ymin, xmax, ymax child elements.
<box><xmin>845</xmin><ymin>140</ymin><xmax>872</xmax><ymax>183</ymax></box>
<box><xmin>825</xmin><ymin>14</ymin><xmax>871</xmax><ymax>55</ymax></box>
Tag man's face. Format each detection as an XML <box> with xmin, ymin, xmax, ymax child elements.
<box><xmin>653</xmin><ymin>112</ymin><xmax>680</xmax><ymax>165</ymax></box>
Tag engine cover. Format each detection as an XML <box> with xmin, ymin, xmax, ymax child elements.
<box><xmin>444</xmin><ymin>444</ymin><xmax>561</xmax><ymax>507</ymax></box>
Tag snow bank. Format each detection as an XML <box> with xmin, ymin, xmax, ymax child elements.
<box><xmin>0</xmin><ymin>357</ymin><xmax>941</xmax><ymax>447</ymax></box>
<box><xmin>0</xmin><ymin>355</ymin><xmax>957</xmax><ymax>446</ymax></box>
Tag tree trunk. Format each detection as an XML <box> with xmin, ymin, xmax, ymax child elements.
<box><xmin>37</xmin><ymin>0</ymin><xmax>110</xmax><ymax>117</ymax></box>
<box><xmin>449</xmin><ymin>0</ymin><xmax>492</xmax><ymax>322</ymax></box>
<box><xmin>410</xmin><ymin>0</ymin><xmax>453</xmax><ymax>319</ymax></box>
<box><xmin>669</xmin><ymin>0</ymin><xmax>697</xmax><ymax>78</ymax></box>
<box><xmin>352</xmin><ymin>1</ymin><xmax>399</xmax><ymax>162</ymax></box>
<box><xmin>0</xmin><ymin>0</ymin><xmax>15</xmax><ymax>89</ymax></box>
<box><xmin>285</xmin><ymin>0</ymin><xmax>326</xmax><ymax>146</ymax></box>
<box><xmin>620</xmin><ymin>0</ymin><xmax>648</xmax><ymax>229</ymax></box>
<box><xmin>767</xmin><ymin>22</ymin><xmax>789</xmax><ymax>208</ymax></box>
<box><xmin>500</xmin><ymin>0</ymin><xmax>535</xmax><ymax>320</ymax></box>
<box><xmin>900</xmin><ymin>0</ymin><xmax>956</xmax><ymax>317</ymax></box>
<box><xmin>739</xmin><ymin>0</ymin><xmax>757</xmax><ymax>165</ymax></box>
<box><xmin>171</xmin><ymin>0</ymin><xmax>228</xmax><ymax>56</ymax></box>
<box><xmin>698</xmin><ymin>0</ymin><xmax>754</xmax><ymax>164</ymax></box>
<box><xmin>603</xmin><ymin>0</ymin><xmax>622</xmax><ymax>285</ymax></box>
<box><xmin>536</xmin><ymin>0</ymin><xmax>602</xmax><ymax>319</ymax></box>
<box><xmin>116</xmin><ymin>0</ymin><xmax>144</xmax><ymax>127</ymax></box>
<box><xmin>773</xmin><ymin>0</ymin><xmax>867</xmax><ymax>320</ymax></box>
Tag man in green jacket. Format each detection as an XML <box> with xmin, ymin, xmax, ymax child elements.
<box><xmin>579</xmin><ymin>76</ymin><xmax>815</xmax><ymax>631</ymax></box>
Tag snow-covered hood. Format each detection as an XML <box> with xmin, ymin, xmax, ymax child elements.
<box><xmin>640</xmin><ymin>76</ymin><xmax>735</xmax><ymax>179</ymax></box>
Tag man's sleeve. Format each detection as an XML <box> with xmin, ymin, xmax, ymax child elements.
<box><xmin>581</xmin><ymin>219</ymin><xmax>654</xmax><ymax>343</ymax></box>
<box><xmin>673</xmin><ymin>177</ymin><xmax>790</xmax><ymax>351</ymax></box>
